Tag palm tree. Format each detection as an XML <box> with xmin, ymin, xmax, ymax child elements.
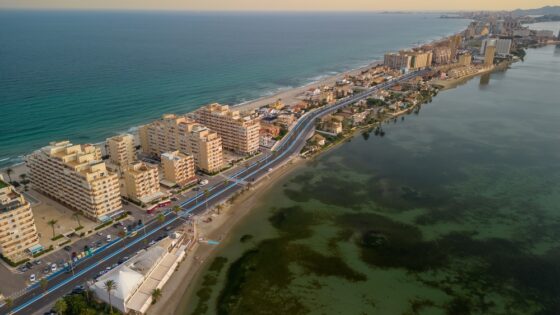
<box><xmin>216</xmin><ymin>204</ymin><xmax>224</xmax><ymax>215</ymax></box>
<box><xmin>157</xmin><ymin>213</ymin><xmax>165</xmax><ymax>223</ymax></box>
<box><xmin>4</xmin><ymin>298</ymin><xmax>13</xmax><ymax>310</ymax></box>
<box><xmin>151</xmin><ymin>288</ymin><xmax>162</xmax><ymax>304</ymax></box>
<box><xmin>19</xmin><ymin>173</ymin><xmax>28</xmax><ymax>183</ymax></box>
<box><xmin>73</xmin><ymin>212</ymin><xmax>81</xmax><ymax>228</ymax></box>
<box><xmin>5</xmin><ymin>168</ymin><xmax>13</xmax><ymax>182</ymax></box>
<box><xmin>47</xmin><ymin>219</ymin><xmax>58</xmax><ymax>238</ymax></box>
<box><xmin>103</xmin><ymin>280</ymin><xmax>117</xmax><ymax>314</ymax></box>
<box><xmin>172</xmin><ymin>205</ymin><xmax>181</xmax><ymax>215</ymax></box>
<box><xmin>53</xmin><ymin>298</ymin><xmax>67</xmax><ymax>314</ymax></box>
<box><xmin>204</xmin><ymin>189</ymin><xmax>210</xmax><ymax>211</ymax></box>
<box><xmin>40</xmin><ymin>278</ymin><xmax>48</xmax><ymax>292</ymax></box>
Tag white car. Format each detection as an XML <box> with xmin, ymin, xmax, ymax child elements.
<box><xmin>199</xmin><ymin>179</ymin><xmax>209</xmax><ymax>186</ymax></box>
<box><xmin>51</xmin><ymin>264</ymin><xmax>57</xmax><ymax>272</ymax></box>
<box><xmin>106</xmin><ymin>234</ymin><xmax>112</xmax><ymax>242</ymax></box>
<box><xmin>29</xmin><ymin>274</ymin><xmax>36</xmax><ymax>282</ymax></box>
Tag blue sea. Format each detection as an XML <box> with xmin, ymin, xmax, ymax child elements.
<box><xmin>0</xmin><ymin>11</ymin><xmax>469</xmax><ymax>167</ymax></box>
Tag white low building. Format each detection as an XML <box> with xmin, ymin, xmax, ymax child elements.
<box><xmin>91</xmin><ymin>233</ymin><xmax>187</xmax><ymax>314</ymax></box>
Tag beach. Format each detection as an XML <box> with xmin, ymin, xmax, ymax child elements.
<box><xmin>147</xmin><ymin>158</ymin><xmax>305</xmax><ymax>315</ymax></box>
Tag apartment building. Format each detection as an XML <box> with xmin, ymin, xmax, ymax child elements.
<box><xmin>0</xmin><ymin>176</ymin><xmax>40</xmax><ymax>261</ymax></box>
<box><xmin>484</xmin><ymin>45</ymin><xmax>496</xmax><ymax>66</ymax></box>
<box><xmin>161</xmin><ymin>151</ymin><xmax>196</xmax><ymax>187</ymax></box>
<box><xmin>122</xmin><ymin>162</ymin><xmax>161</xmax><ymax>204</ymax></box>
<box><xmin>194</xmin><ymin>103</ymin><xmax>260</xmax><ymax>155</ymax></box>
<box><xmin>384</xmin><ymin>51</ymin><xmax>433</xmax><ymax>71</ymax></box>
<box><xmin>138</xmin><ymin>114</ymin><xmax>223</xmax><ymax>173</ymax></box>
<box><xmin>458</xmin><ymin>53</ymin><xmax>473</xmax><ymax>66</ymax></box>
<box><xmin>432</xmin><ymin>47</ymin><xmax>452</xmax><ymax>65</ymax></box>
<box><xmin>27</xmin><ymin>141</ymin><xmax>122</xmax><ymax>220</ymax></box>
<box><xmin>106</xmin><ymin>134</ymin><xmax>136</xmax><ymax>168</ymax></box>
<box><xmin>189</xmin><ymin>124</ymin><xmax>223</xmax><ymax>174</ymax></box>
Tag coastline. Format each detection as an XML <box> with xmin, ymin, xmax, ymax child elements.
<box><xmin>149</xmin><ymin>50</ymin><xmax>527</xmax><ymax>315</ymax></box>
<box><xmin>147</xmin><ymin>158</ymin><xmax>305</xmax><ymax>315</ymax></box>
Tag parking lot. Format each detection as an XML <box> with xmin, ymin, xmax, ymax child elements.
<box><xmin>0</xmin><ymin>150</ymin><xmax>265</xmax><ymax>295</ymax></box>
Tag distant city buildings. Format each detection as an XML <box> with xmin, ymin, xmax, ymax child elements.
<box><xmin>26</xmin><ymin>141</ymin><xmax>122</xmax><ymax>220</ymax></box>
<box><xmin>480</xmin><ymin>38</ymin><xmax>512</xmax><ymax>56</ymax></box>
<box><xmin>161</xmin><ymin>151</ymin><xmax>196</xmax><ymax>187</ymax></box>
<box><xmin>0</xmin><ymin>176</ymin><xmax>40</xmax><ymax>261</ymax></box>
<box><xmin>194</xmin><ymin>103</ymin><xmax>260</xmax><ymax>155</ymax></box>
<box><xmin>106</xmin><ymin>134</ymin><xmax>136</xmax><ymax>168</ymax></box>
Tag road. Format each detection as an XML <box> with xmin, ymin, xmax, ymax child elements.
<box><xmin>0</xmin><ymin>69</ymin><xmax>426</xmax><ymax>315</ymax></box>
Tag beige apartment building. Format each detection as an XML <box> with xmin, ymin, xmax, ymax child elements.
<box><xmin>122</xmin><ymin>162</ymin><xmax>161</xmax><ymax>204</ymax></box>
<box><xmin>0</xmin><ymin>176</ymin><xmax>40</xmax><ymax>261</ymax></box>
<box><xmin>195</xmin><ymin>103</ymin><xmax>260</xmax><ymax>155</ymax></box>
<box><xmin>106</xmin><ymin>134</ymin><xmax>136</xmax><ymax>168</ymax></box>
<box><xmin>458</xmin><ymin>53</ymin><xmax>472</xmax><ymax>66</ymax></box>
<box><xmin>161</xmin><ymin>151</ymin><xmax>196</xmax><ymax>187</ymax></box>
<box><xmin>27</xmin><ymin>141</ymin><xmax>122</xmax><ymax>221</ymax></box>
<box><xmin>484</xmin><ymin>45</ymin><xmax>496</xmax><ymax>66</ymax></box>
<box><xmin>384</xmin><ymin>50</ymin><xmax>433</xmax><ymax>71</ymax></box>
<box><xmin>139</xmin><ymin>114</ymin><xmax>223</xmax><ymax>173</ymax></box>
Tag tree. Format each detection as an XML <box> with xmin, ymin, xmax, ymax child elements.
<box><xmin>172</xmin><ymin>205</ymin><xmax>181</xmax><ymax>215</ymax></box>
<box><xmin>4</xmin><ymin>298</ymin><xmax>13</xmax><ymax>310</ymax></box>
<box><xmin>19</xmin><ymin>173</ymin><xmax>28</xmax><ymax>183</ymax></box>
<box><xmin>151</xmin><ymin>288</ymin><xmax>162</xmax><ymax>304</ymax></box>
<box><xmin>103</xmin><ymin>280</ymin><xmax>117</xmax><ymax>314</ymax></box>
<box><xmin>73</xmin><ymin>212</ymin><xmax>81</xmax><ymax>228</ymax></box>
<box><xmin>53</xmin><ymin>298</ymin><xmax>67</xmax><ymax>315</ymax></box>
<box><xmin>40</xmin><ymin>278</ymin><xmax>48</xmax><ymax>292</ymax></box>
<box><xmin>204</xmin><ymin>189</ymin><xmax>210</xmax><ymax>211</ymax></box>
<box><xmin>157</xmin><ymin>213</ymin><xmax>165</xmax><ymax>223</ymax></box>
<box><xmin>47</xmin><ymin>219</ymin><xmax>58</xmax><ymax>238</ymax></box>
<box><xmin>5</xmin><ymin>168</ymin><xmax>13</xmax><ymax>183</ymax></box>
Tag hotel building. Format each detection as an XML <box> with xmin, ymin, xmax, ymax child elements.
<box><xmin>106</xmin><ymin>134</ymin><xmax>136</xmax><ymax>168</ymax></box>
<box><xmin>139</xmin><ymin>114</ymin><xmax>223</xmax><ymax>173</ymax></box>
<box><xmin>122</xmin><ymin>162</ymin><xmax>161</xmax><ymax>204</ymax></box>
<box><xmin>161</xmin><ymin>151</ymin><xmax>196</xmax><ymax>187</ymax></box>
<box><xmin>458</xmin><ymin>53</ymin><xmax>473</xmax><ymax>66</ymax></box>
<box><xmin>194</xmin><ymin>103</ymin><xmax>260</xmax><ymax>155</ymax></box>
<box><xmin>484</xmin><ymin>45</ymin><xmax>496</xmax><ymax>66</ymax></box>
<box><xmin>0</xmin><ymin>176</ymin><xmax>40</xmax><ymax>261</ymax></box>
<box><xmin>384</xmin><ymin>51</ymin><xmax>433</xmax><ymax>71</ymax></box>
<box><xmin>27</xmin><ymin>141</ymin><xmax>122</xmax><ymax>220</ymax></box>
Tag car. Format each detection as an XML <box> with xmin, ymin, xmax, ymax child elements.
<box><xmin>97</xmin><ymin>232</ymin><xmax>103</xmax><ymax>237</ymax></box>
<box><xmin>63</xmin><ymin>245</ymin><xmax>72</xmax><ymax>252</ymax></box>
<box><xmin>51</xmin><ymin>264</ymin><xmax>57</xmax><ymax>272</ymax></box>
<box><xmin>33</xmin><ymin>260</ymin><xmax>42</xmax><ymax>265</ymax></box>
<box><xmin>106</xmin><ymin>266</ymin><xmax>111</xmax><ymax>271</ymax></box>
<box><xmin>199</xmin><ymin>179</ymin><xmax>209</xmax><ymax>186</ymax></box>
<box><xmin>111</xmin><ymin>263</ymin><xmax>118</xmax><ymax>269</ymax></box>
<box><xmin>29</xmin><ymin>274</ymin><xmax>36</xmax><ymax>282</ymax></box>
<box><xmin>25</xmin><ymin>261</ymin><xmax>33</xmax><ymax>269</ymax></box>
<box><xmin>267</xmin><ymin>167</ymin><xmax>273</xmax><ymax>172</ymax></box>
<box><xmin>96</xmin><ymin>241</ymin><xmax>103</xmax><ymax>247</ymax></box>
<box><xmin>43</xmin><ymin>267</ymin><xmax>50</xmax><ymax>274</ymax></box>
<box><xmin>106</xmin><ymin>234</ymin><xmax>112</xmax><ymax>242</ymax></box>
<box><xmin>164</xmin><ymin>226</ymin><xmax>172</xmax><ymax>232</ymax></box>
<box><xmin>148</xmin><ymin>240</ymin><xmax>156</xmax><ymax>246</ymax></box>
<box><xmin>19</xmin><ymin>266</ymin><xmax>29</xmax><ymax>273</ymax></box>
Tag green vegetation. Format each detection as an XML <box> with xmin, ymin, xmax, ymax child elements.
<box><xmin>0</xmin><ymin>254</ymin><xmax>29</xmax><ymax>267</ymax></box>
<box><xmin>53</xmin><ymin>291</ymin><xmax>122</xmax><ymax>315</ymax></box>
<box><xmin>189</xmin><ymin>256</ymin><xmax>228</xmax><ymax>315</ymax></box>
<box><xmin>51</xmin><ymin>234</ymin><xmax>64</xmax><ymax>241</ymax></box>
<box><xmin>94</xmin><ymin>220</ymin><xmax>114</xmax><ymax>231</ymax></box>
<box><xmin>0</xmin><ymin>180</ymin><xmax>8</xmax><ymax>189</ymax></box>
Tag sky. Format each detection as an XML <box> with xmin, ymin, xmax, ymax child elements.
<box><xmin>0</xmin><ymin>0</ymin><xmax>557</xmax><ymax>11</ymax></box>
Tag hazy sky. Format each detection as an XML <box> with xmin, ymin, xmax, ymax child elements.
<box><xmin>0</xmin><ymin>0</ymin><xmax>556</xmax><ymax>11</ymax></box>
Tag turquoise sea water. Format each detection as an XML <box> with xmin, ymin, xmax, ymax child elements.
<box><xmin>0</xmin><ymin>11</ymin><xmax>469</xmax><ymax>167</ymax></box>
<box><xmin>180</xmin><ymin>44</ymin><xmax>560</xmax><ymax>315</ymax></box>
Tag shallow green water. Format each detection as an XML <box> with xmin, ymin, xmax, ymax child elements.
<box><xmin>179</xmin><ymin>44</ymin><xmax>560</xmax><ymax>315</ymax></box>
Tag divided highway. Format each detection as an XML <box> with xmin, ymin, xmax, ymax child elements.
<box><xmin>1</xmin><ymin>69</ymin><xmax>426</xmax><ymax>315</ymax></box>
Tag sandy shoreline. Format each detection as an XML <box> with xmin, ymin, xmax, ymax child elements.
<box><xmin>233</xmin><ymin>61</ymin><xmax>383</xmax><ymax>112</ymax></box>
<box><xmin>147</xmin><ymin>158</ymin><xmax>304</xmax><ymax>315</ymax></box>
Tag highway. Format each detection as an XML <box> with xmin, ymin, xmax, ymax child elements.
<box><xmin>0</xmin><ymin>69</ymin><xmax>426</xmax><ymax>315</ymax></box>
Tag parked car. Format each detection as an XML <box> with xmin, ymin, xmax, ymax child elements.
<box><xmin>63</xmin><ymin>245</ymin><xmax>72</xmax><ymax>252</ymax></box>
<box><xmin>51</xmin><ymin>264</ymin><xmax>57</xmax><ymax>272</ymax></box>
<box><xmin>148</xmin><ymin>240</ymin><xmax>156</xmax><ymax>246</ymax></box>
<box><xmin>106</xmin><ymin>234</ymin><xmax>112</xmax><ymax>242</ymax></box>
<box><xmin>43</xmin><ymin>267</ymin><xmax>50</xmax><ymax>274</ymax></box>
<box><xmin>199</xmin><ymin>179</ymin><xmax>209</xmax><ymax>186</ymax></box>
<box><xmin>29</xmin><ymin>274</ymin><xmax>36</xmax><ymax>282</ymax></box>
